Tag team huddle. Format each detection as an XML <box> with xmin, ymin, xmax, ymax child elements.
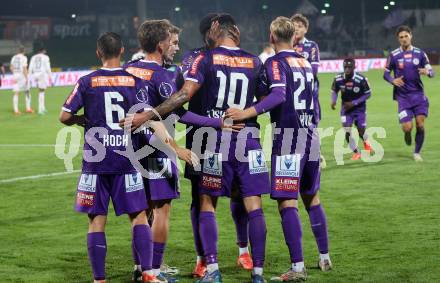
<box><xmin>58</xmin><ymin>11</ymin><xmax>433</xmax><ymax>283</ymax></box>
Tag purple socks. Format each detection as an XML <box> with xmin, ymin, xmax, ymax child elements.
<box><xmin>248</xmin><ymin>209</ymin><xmax>266</xmax><ymax>268</ymax></box>
<box><xmin>230</xmin><ymin>200</ymin><xmax>249</xmax><ymax>248</ymax></box>
<box><xmin>190</xmin><ymin>205</ymin><xmax>204</xmax><ymax>257</ymax></box>
<box><xmin>199</xmin><ymin>211</ymin><xmax>218</xmax><ymax>264</ymax></box>
<box><xmin>307</xmin><ymin>204</ymin><xmax>329</xmax><ymax>254</ymax></box>
<box><xmin>415</xmin><ymin>127</ymin><xmax>425</xmax><ymax>154</ymax></box>
<box><xmin>87</xmin><ymin>232</ymin><xmax>107</xmax><ymax>280</ymax></box>
<box><xmin>280</xmin><ymin>207</ymin><xmax>303</xmax><ymax>263</ymax></box>
<box><xmin>153</xmin><ymin>242</ymin><xmax>166</xmax><ymax>269</ymax></box>
<box><xmin>133</xmin><ymin>225</ymin><xmax>153</xmax><ymax>271</ymax></box>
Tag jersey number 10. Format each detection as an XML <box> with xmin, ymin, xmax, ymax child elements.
<box><xmin>216</xmin><ymin>71</ymin><xmax>249</xmax><ymax>109</ymax></box>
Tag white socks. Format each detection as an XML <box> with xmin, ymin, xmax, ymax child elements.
<box><xmin>320</xmin><ymin>253</ymin><xmax>330</xmax><ymax>262</ymax></box>
<box><xmin>292</xmin><ymin>261</ymin><xmax>305</xmax><ymax>272</ymax></box>
<box><xmin>253</xmin><ymin>267</ymin><xmax>263</xmax><ymax>276</ymax></box>
<box><xmin>39</xmin><ymin>91</ymin><xmax>45</xmax><ymax>112</ymax></box>
<box><xmin>13</xmin><ymin>95</ymin><xmax>19</xmax><ymax>112</ymax></box>
<box><xmin>239</xmin><ymin>246</ymin><xmax>249</xmax><ymax>256</ymax></box>
<box><xmin>207</xmin><ymin>263</ymin><xmax>219</xmax><ymax>273</ymax></box>
<box><xmin>25</xmin><ymin>91</ymin><xmax>31</xmax><ymax>110</ymax></box>
<box><xmin>152</xmin><ymin>268</ymin><xmax>161</xmax><ymax>276</ymax></box>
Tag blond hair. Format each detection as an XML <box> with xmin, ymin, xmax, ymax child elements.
<box><xmin>270</xmin><ymin>17</ymin><xmax>295</xmax><ymax>43</ymax></box>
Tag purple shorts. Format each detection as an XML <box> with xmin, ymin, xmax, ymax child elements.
<box><xmin>341</xmin><ymin>111</ymin><xmax>367</xmax><ymax>128</ymax></box>
<box><xmin>143</xmin><ymin>157</ymin><xmax>180</xmax><ymax>201</ymax></box>
<box><xmin>74</xmin><ymin>173</ymin><xmax>148</xmax><ymax>216</ymax></box>
<box><xmin>199</xmin><ymin>138</ymin><xmax>270</xmax><ymax>198</ymax></box>
<box><xmin>270</xmin><ymin>153</ymin><xmax>321</xmax><ymax>200</ymax></box>
<box><xmin>397</xmin><ymin>95</ymin><xmax>429</xmax><ymax>123</ymax></box>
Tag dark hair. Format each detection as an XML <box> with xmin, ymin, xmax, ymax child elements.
<box><xmin>343</xmin><ymin>58</ymin><xmax>355</xmax><ymax>66</ymax></box>
<box><xmin>396</xmin><ymin>25</ymin><xmax>412</xmax><ymax>36</ymax></box>
<box><xmin>290</xmin><ymin>13</ymin><xmax>309</xmax><ymax>29</ymax></box>
<box><xmin>199</xmin><ymin>13</ymin><xmax>219</xmax><ymax>35</ymax></box>
<box><xmin>97</xmin><ymin>32</ymin><xmax>123</xmax><ymax>59</ymax></box>
<box><xmin>137</xmin><ymin>20</ymin><xmax>171</xmax><ymax>53</ymax></box>
<box><xmin>213</xmin><ymin>13</ymin><xmax>239</xmax><ymax>41</ymax></box>
<box><xmin>18</xmin><ymin>45</ymin><xmax>25</xmax><ymax>53</ymax></box>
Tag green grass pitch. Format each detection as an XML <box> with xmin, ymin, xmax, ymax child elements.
<box><xmin>0</xmin><ymin>68</ymin><xmax>439</xmax><ymax>282</ymax></box>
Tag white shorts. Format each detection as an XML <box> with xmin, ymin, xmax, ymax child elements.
<box><xmin>12</xmin><ymin>73</ymin><xmax>30</xmax><ymax>92</ymax></box>
<box><xmin>33</xmin><ymin>72</ymin><xmax>48</xmax><ymax>89</ymax></box>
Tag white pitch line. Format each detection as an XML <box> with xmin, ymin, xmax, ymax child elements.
<box><xmin>0</xmin><ymin>170</ymin><xmax>80</xmax><ymax>184</ymax></box>
<box><xmin>0</xmin><ymin>144</ymin><xmax>81</xmax><ymax>147</ymax></box>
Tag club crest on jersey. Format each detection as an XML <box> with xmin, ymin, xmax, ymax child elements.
<box><xmin>203</xmin><ymin>152</ymin><xmax>222</xmax><ymax>176</ymax></box>
<box><xmin>248</xmin><ymin>150</ymin><xmax>268</xmax><ymax>174</ymax></box>
<box><xmin>159</xmin><ymin>82</ymin><xmax>174</xmax><ymax>98</ymax></box>
<box><xmin>275</xmin><ymin>154</ymin><xmax>300</xmax><ymax>177</ymax></box>
<box><xmin>136</xmin><ymin>87</ymin><xmax>149</xmax><ymax>103</ymax></box>
<box><xmin>413</xmin><ymin>58</ymin><xmax>420</xmax><ymax>65</ymax></box>
<box><xmin>78</xmin><ymin>174</ymin><xmax>97</xmax><ymax>192</ymax></box>
<box><xmin>125</xmin><ymin>172</ymin><xmax>143</xmax><ymax>192</ymax></box>
<box><xmin>147</xmin><ymin>158</ymin><xmax>173</xmax><ymax>179</ymax></box>
<box><xmin>353</xmin><ymin>87</ymin><xmax>360</xmax><ymax>93</ymax></box>
<box><xmin>301</xmin><ymin>52</ymin><xmax>309</xmax><ymax>59</ymax></box>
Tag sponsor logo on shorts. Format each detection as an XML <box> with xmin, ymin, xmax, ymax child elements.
<box><xmin>125</xmin><ymin>172</ymin><xmax>143</xmax><ymax>192</ymax></box>
<box><xmin>275</xmin><ymin>177</ymin><xmax>299</xmax><ymax>192</ymax></box>
<box><xmin>78</xmin><ymin>174</ymin><xmax>97</xmax><ymax>192</ymax></box>
<box><xmin>248</xmin><ymin>149</ymin><xmax>268</xmax><ymax>174</ymax></box>
<box><xmin>147</xmin><ymin>158</ymin><xmax>173</xmax><ymax>179</ymax></box>
<box><xmin>203</xmin><ymin>153</ymin><xmax>222</xmax><ymax>176</ymax></box>
<box><xmin>76</xmin><ymin>192</ymin><xmax>95</xmax><ymax>206</ymax></box>
<box><xmin>275</xmin><ymin>154</ymin><xmax>300</xmax><ymax>177</ymax></box>
<box><xmin>398</xmin><ymin>110</ymin><xmax>408</xmax><ymax>119</ymax></box>
<box><xmin>201</xmin><ymin>175</ymin><xmax>222</xmax><ymax>190</ymax></box>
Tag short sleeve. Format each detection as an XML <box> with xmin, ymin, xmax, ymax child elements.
<box><xmin>361</xmin><ymin>77</ymin><xmax>371</xmax><ymax>93</ymax></box>
<box><xmin>185</xmin><ymin>53</ymin><xmax>208</xmax><ymax>85</ymax></box>
<box><xmin>265</xmin><ymin>58</ymin><xmax>287</xmax><ymax>89</ymax></box>
<box><xmin>385</xmin><ymin>54</ymin><xmax>395</xmax><ymax>72</ymax></box>
<box><xmin>62</xmin><ymin>79</ymin><xmax>86</xmax><ymax>114</ymax></box>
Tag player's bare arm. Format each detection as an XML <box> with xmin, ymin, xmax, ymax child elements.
<box><xmin>147</xmin><ymin>120</ymin><xmax>199</xmax><ymax>166</ymax></box>
<box><xmin>119</xmin><ymin>80</ymin><xmax>200</xmax><ymax>131</ymax></box>
<box><xmin>58</xmin><ymin>110</ymin><xmax>86</xmax><ymax>127</ymax></box>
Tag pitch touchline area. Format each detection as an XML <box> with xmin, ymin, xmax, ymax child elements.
<box><xmin>0</xmin><ymin>170</ymin><xmax>80</xmax><ymax>183</ymax></box>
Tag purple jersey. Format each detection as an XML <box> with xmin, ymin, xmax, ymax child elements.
<box><xmin>185</xmin><ymin>46</ymin><xmax>266</xmax><ymax>131</ymax></box>
<box><xmin>62</xmin><ymin>68</ymin><xmax>147</xmax><ymax>174</ymax></box>
<box><xmin>384</xmin><ymin>46</ymin><xmax>431</xmax><ymax>99</ymax></box>
<box><xmin>264</xmin><ymin>50</ymin><xmax>316</xmax><ymax>155</ymax></box>
<box><xmin>295</xmin><ymin>38</ymin><xmax>320</xmax><ymax>77</ymax></box>
<box><xmin>331</xmin><ymin>72</ymin><xmax>371</xmax><ymax>113</ymax></box>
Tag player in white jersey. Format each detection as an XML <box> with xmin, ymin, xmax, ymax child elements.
<box><xmin>10</xmin><ymin>46</ymin><xmax>32</xmax><ymax>114</ymax></box>
<box><xmin>29</xmin><ymin>47</ymin><xmax>52</xmax><ymax>114</ymax></box>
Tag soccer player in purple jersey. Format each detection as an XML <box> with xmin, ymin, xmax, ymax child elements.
<box><xmin>383</xmin><ymin>25</ymin><xmax>434</xmax><ymax>162</ymax></box>
<box><xmin>121</xmin><ymin>14</ymin><xmax>270</xmax><ymax>283</ymax></box>
<box><xmin>331</xmin><ymin>58</ymin><xmax>373</xmax><ymax>160</ymax></box>
<box><xmin>59</xmin><ymin>32</ymin><xmax>161</xmax><ymax>283</ymax></box>
<box><xmin>125</xmin><ymin>19</ymin><xmax>232</xmax><ymax>283</ymax></box>
<box><xmin>226</xmin><ymin>17</ymin><xmax>333</xmax><ymax>280</ymax></box>
<box><xmin>180</xmin><ymin>13</ymin><xmax>254</xmax><ymax>277</ymax></box>
<box><xmin>290</xmin><ymin>14</ymin><xmax>327</xmax><ymax>168</ymax></box>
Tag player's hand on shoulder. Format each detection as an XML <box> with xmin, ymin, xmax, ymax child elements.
<box><xmin>392</xmin><ymin>76</ymin><xmax>405</xmax><ymax>87</ymax></box>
